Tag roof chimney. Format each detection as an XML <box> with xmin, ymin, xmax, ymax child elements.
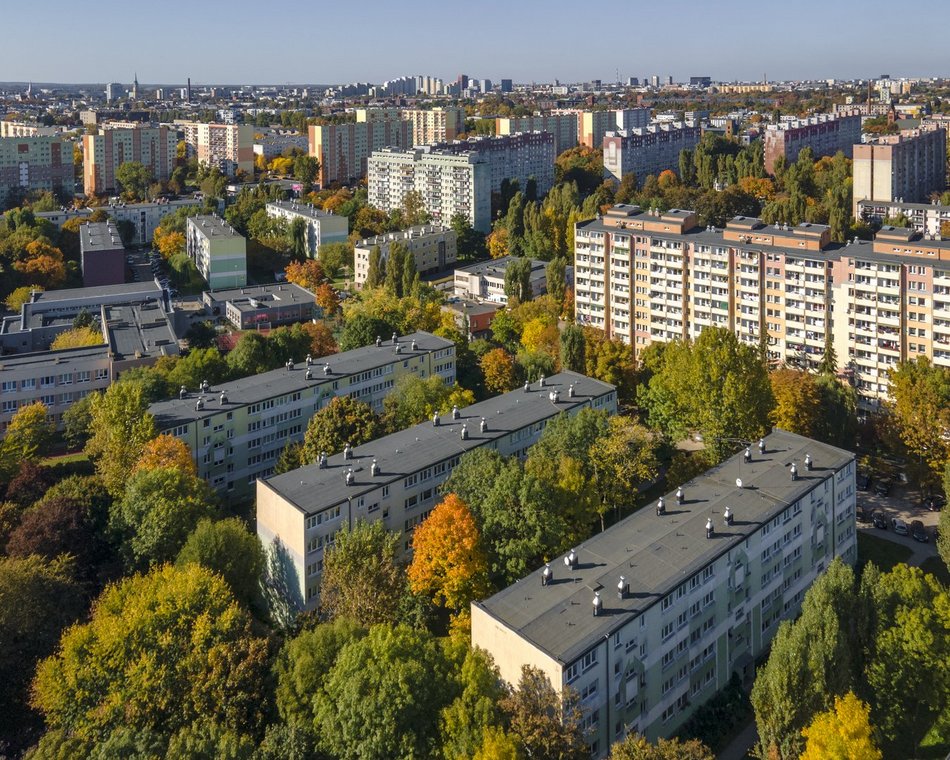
<box><xmin>592</xmin><ymin>591</ymin><xmax>602</xmax><ymax>617</ymax></box>
<box><xmin>804</xmin><ymin>453</ymin><xmax>812</xmax><ymax>471</ymax></box>
<box><xmin>676</xmin><ymin>487</ymin><xmax>684</xmax><ymax>505</ymax></box>
<box><xmin>706</xmin><ymin>518</ymin><xmax>715</xmax><ymax>539</ymax></box>
<box><xmin>724</xmin><ymin>506</ymin><xmax>734</xmax><ymax>526</ymax></box>
<box><xmin>541</xmin><ymin>563</ymin><xmax>552</xmax><ymax>586</ymax></box>
<box><xmin>617</xmin><ymin>575</ymin><xmax>628</xmax><ymax>599</ymax></box>
<box><xmin>656</xmin><ymin>496</ymin><xmax>666</xmax><ymax>516</ymax></box>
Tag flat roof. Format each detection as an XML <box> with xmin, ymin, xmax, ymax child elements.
<box><xmin>456</xmin><ymin>256</ymin><xmax>546</xmax><ymax>278</ymax></box>
<box><xmin>266</xmin><ymin>200</ymin><xmax>342</xmax><ymax>221</ymax></box>
<box><xmin>30</xmin><ymin>282</ymin><xmax>161</xmax><ymax>306</ymax></box>
<box><xmin>475</xmin><ymin>429</ymin><xmax>854</xmax><ymax>665</ymax></box>
<box><xmin>204</xmin><ymin>282</ymin><xmax>314</xmax><ymax>305</ymax></box>
<box><xmin>79</xmin><ymin>221</ymin><xmax>123</xmax><ymax>253</ymax></box>
<box><xmin>443</xmin><ymin>298</ymin><xmax>499</xmax><ymax>317</ymax></box>
<box><xmin>262</xmin><ymin>371</ymin><xmax>616</xmax><ymax>516</ymax></box>
<box><xmin>149</xmin><ymin>331</ymin><xmax>453</xmax><ymax>429</ymax></box>
<box><xmin>356</xmin><ymin>224</ymin><xmax>452</xmax><ymax>247</ymax></box>
<box><xmin>106</xmin><ymin>302</ymin><xmax>179</xmax><ymax>360</ymax></box>
<box><xmin>0</xmin><ymin>345</ymin><xmax>108</xmax><ymax>371</ymax></box>
<box><xmin>188</xmin><ymin>215</ymin><xmax>243</xmax><ymax>239</ymax></box>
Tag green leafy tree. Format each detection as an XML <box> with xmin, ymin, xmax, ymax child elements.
<box><xmin>226</xmin><ymin>331</ymin><xmax>271</xmax><ymax>377</ymax></box>
<box><xmin>184</xmin><ymin>320</ymin><xmax>218</xmax><ymax>350</ymax></box>
<box><xmin>559</xmin><ymin>324</ymin><xmax>586</xmax><ymax>373</ymax></box>
<box><xmin>319</xmin><ymin>240</ymin><xmax>350</xmax><ymax>279</ymax></box>
<box><xmin>886</xmin><ymin>357</ymin><xmax>950</xmax><ymax>477</ymax></box>
<box><xmin>32</xmin><ymin>564</ymin><xmax>269</xmax><ymax>743</ymax></box>
<box><xmin>112</xmin><ymin>467</ymin><xmax>217</xmax><ymax>569</ymax></box>
<box><xmin>503</xmin><ymin>256</ymin><xmax>533</xmax><ymax>304</ymax></box>
<box><xmin>610</xmin><ymin>734</ymin><xmax>714</xmax><ymax>759</ymax></box>
<box><xmin>589</xmin><ymin>417</ymin><xmax>659</xmax><ymax>530</ymax></box>
<box><xmin>384</xmin><ymin>241</ymin><xmax>409</xmax><ymax>297</ymax></box>
<box><xmin>0</xmin><ymin>556</ymin><xmax>83</xmax><ymax>755</ymax></box>
<box><xmin>338</xmin><ymin>312</ymin><xmax>396</xmax><ymax>352</ymax></box>
<box><xmin>292</xmin><ymin>155</ymin><xmax>319</xmax><ymax>190</ymax></box>
<box><xmin>288</xmin><ymin>216</ymin><xmax>307</xmax><ymax>260</ymax></box>
<box><xmin>365</xmin><ymin>245</ymin><xmax>385</xmax><ymax>289</ymax></box>
<box><xmin>313</xmin><ymin>623</ymin><xmax>459</xmax><ymax>760</ymax></box>
<box><xmin>84</xmin><ymin>381</ymin><xmax>157</xmax><ymax>496</ymax></box>
<box><xmin>319</xmin><ymin>520</ymin><xmax>404</xmax><ymax>626</ymax></box>
<box><xmin>501</xmin><ymin>665</ymin><xmax>586</xmax><ymax>760</ymax></box>
<box><xmin>115</xmin><ymin>161</ymin><xmax>154</xmax><ymax>201</ymax></box>
<box><xmin>302</xmin><ymin>394</ymin><xmax>383</xmax><ymax>460</ymax></box>
<box><xmin>813</xmin><ymin>374</ymin><xmax>857</xmax><ymax>450</ymax></box>
<box><xmin>176</xmin><ymin>518</ymin><xmax>264</xmax><ymax>610</ymax></box>
<box><xmin>545</xmin><ymin>256</ymin><xmax>567</xmax><ymax>311</ymax></box>
<box><xmin>382</xmin><ymin>373</ymin><xmax>474</xmax><ymax>431</ymax></box>
<box><xmin>441</xmin><ymin>647</ymin><xmax>508</xmax><ymax>760</ymax></box>
<box><xmin>167</xmin><ymin>346</ymin><xmax>230</xmax><ymax>390</ymax></box>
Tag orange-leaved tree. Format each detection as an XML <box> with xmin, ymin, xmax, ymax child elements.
<box><xmin>480</xmin><ymin>348</ymin><xmax>517</xmax><ymax>395</ymax></box>
<box><xmin>134</xmin><ymin>433</ymin><xmax>197</xmax><ymax>477</ymax></box>
<box><xmin>408</xmin><ymin>494</ymin><xmax>490</xmax><ymax>614</ymax></box>
<box><xmin>285</xmin><ymin>259</ymin><xmax>326</xmax><ymax>292</ymax></box>
<box><xmin>314</xmin><ymin>283</ymin><xmax>340</xmax><ymax>318</ymax></box>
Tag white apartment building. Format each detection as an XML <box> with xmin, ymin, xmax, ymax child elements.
<box><xmin>574</xmin><ymin>204</ymin><xmax>950</xmax><ymax>410</ymax></box>
<box><xmin>368</xmin><ymin>148</ymin><xmax>492</xmax><ymax>232</ymax></box>
<box><xmin>434</xmin><ymin>132</ymin><xmax>556</xmax><ymax>196</ymax></box>
<box><xmin>354</xmin><ymin>225</ymin><xmax>457</xmax><ymax>288</ymax></box>
<box><xmin>266</xmin><ymin>200</ymin><xmax>349</xmax><ymax>258</ymax></box>
<box><xmin>186</xmin><ymin>215</ymin><xmax>247</xmax><ymax>289</ymax></box>
<box><xmin>453</xmin><ymin>256</ymin><xmax>568</xmax><ymax>305</ymax></box>
<box><xmin>603</xmin><ymin>124</ymin><xmax>703</xmax><ymax>184</ymax></box>
<box><xmin>473</xmin><ymin>429</ymin><xmax>857</xmax><ymax>758</ymax></box>
<box><xmin>256</xmin><ymin>371</ymin><xmax>617</xmax><ymax>611</ymax></box>
<box><xmin>496</xmin><ymin>113</ymin><xmax>579</xmax><ymax>155</ymax></box>
<box><xmin>177</xmin><ymin>121</ymin><xmax>254</xmax><ymax>176</ymax></box>
<box><xmin>855</xmin><ymin>199</ymin><xmax>950</xmax><ymax>236</ymax></box>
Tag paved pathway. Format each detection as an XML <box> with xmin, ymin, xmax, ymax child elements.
<box><xmin>717</xmin><ymin>719</ymin><xmax>757</xmax><ymax>760</ymax></box>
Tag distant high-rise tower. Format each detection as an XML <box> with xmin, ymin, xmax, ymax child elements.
<box><xmin>132</xmin><ymin>73</ymin><xmax>139</xmax><ymax>100</ymax></box>
<box><xmin>105</xmin><ymin>82</ymin><xmax>122</xmax><ymax>103</ymax></box>
<box><xmin>187</xmin><ymin>78</ymin><xmax>192</xmax><ymax>102</ymax></box>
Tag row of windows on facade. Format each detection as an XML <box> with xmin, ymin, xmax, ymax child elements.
<box><xmin>1</xmin><ymin>369</ymin><xmax>107</xmax><ymax>393</ymax></box>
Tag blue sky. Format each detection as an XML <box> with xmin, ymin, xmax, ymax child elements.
<box><xmin>4</xmin><ymin>0</ymin><xmax>948</xmax><ymax>85</ymax></box>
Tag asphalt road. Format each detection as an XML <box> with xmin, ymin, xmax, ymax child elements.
<box><xmin>856</xmin><ymin>483</ymin><xmax>940</xmax><ymax>565</ymax></box>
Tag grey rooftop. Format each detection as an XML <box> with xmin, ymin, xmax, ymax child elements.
<box><xmin>203</xmin><ymin>282</ymin><xmax>315</xmax><ymax>305</ymax></box>
<box><xmin>456</xmin><ymin>256</ymin><xmax>546</xmax><ymax>278</ymax></box>
<box><xmin>188</xmin><ymin>215</ymin><xmax>242</xmax><ymax>238</ymax></box>
<box><xmin>79</xmin><ymin>221</ymin><xmax>124</xmax><ymax>252</ymax></box>
<box><xmin>266</xmin><ymin>200</ymin><xmax>342</xmax><ymax>221</ymax></box>
<box><xmin>475</xmin><ymin>429</ymin><xmax>854</xmax><ymax>665</ymax></box>
<box><xmin>262</xmin><ymin>371</ymin><xmax>615</xmax><ymax>516</ymax></box>
<box><xmin>149</xmin><ymin>331</ymin><xmax>453</xmax><ymax>429</ymax></box>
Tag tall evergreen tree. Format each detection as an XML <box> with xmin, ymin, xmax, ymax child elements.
<box><xmin>365</xmin><ymin>245</ymin><xmax>385</xmax><ymax>289</ymax></box>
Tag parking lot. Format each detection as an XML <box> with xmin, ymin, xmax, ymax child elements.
<box><xmin>855</xmin><ymin>480</ymin><xmax>940</xmax><ymax>565</ymax></box>
<box><xmin>126</xmin><ymin>249</ymin><xmax>179</xmax><ymax>299</ymax></box>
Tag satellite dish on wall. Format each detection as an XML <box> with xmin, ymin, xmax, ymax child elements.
<box><xmin>735</xmin><ymin>478</ymin><xmax>743</xmax><ymax>489</ymax></box>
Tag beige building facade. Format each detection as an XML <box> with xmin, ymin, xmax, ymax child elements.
<box><xmin>354</xmin><ymin>225</ymin><xmax>457</xmax><ymax>287</ymax></box>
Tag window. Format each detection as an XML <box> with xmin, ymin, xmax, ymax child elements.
<box><xmin>1</xmin><ymin>381</ymin><xmax>16</xmax><ymax>393</ymax></box>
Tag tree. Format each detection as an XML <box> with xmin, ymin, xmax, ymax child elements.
<box><xmin>408</xmin><ymin>494</ymin><xmax>491</xmax><ymax>615</ymax></box>
<box><xmin>115</xmin><ymin>161</ymin><xmax>153</xmax><ymax>200</ymax></box>
<box><xmin>134</xmin><ymin>433</ymin><xmax>197</xmax><ymax>476</ymax></box>
<box><xmin>167</xmin><ymin>346</ymin><xmax>230</xmax><ymax>390</ymax></box>
<box><xmin>365</xmin><ymin>245</ymin><xmax>385</xmax><ymax>289</ymax></box>
<box><xmin>62</xmin><ymin>391</ymin><xmax>96</xmax><ymax>450</ymax></box>
<box><xmin>560</xmin><ymin>324</ymin><xmax>586</xmax><ymax>373</ymax></box>
<box><xmin>338</xmin><ymin>312</ymin><xmax>396</xmax><ymax>352</ymax></box>
<box><xmin>155</xmin><ymin>228</ymin><xmax>186</xmax><ymax>259</ymax></box>
<box><xmin>287</xmin><ymin>216</ymin><xmax>307</xmax><ymax>260</ymax></box>
<box><xmin>769</xmin><ymin>368</ymin><xmax>821</xmax><ymax>437</ymax></box>
<box><xmin>589</xmin><ymin>417</ymin><xmax>659</xmax><ymax>530</ymax></box>
<box><xmin>2</xmin><ymin>400</ymin><xmax>54</xmax><ymax>462</ymax></box>
<box><xmin>302</xmin><ymin>395</ymin><xmax>383</xmax><ymax>460</ymax></box>
<box><xmin>813</xmin><ymin>374</ymin><xmax>857</xmax><ymax>450</ymax></box>
<box><xmin>274</xmin><ymin>617</ymin><xmax>366</xmax><ymax>730</ymax></box>
<box><xmin>385</xmin><ymin>241</ymin><xmax>409</xmax><ymax>297</ymax></box>
<box><xmin>503</xmin><ymin>256</ymin><xmax>533</xmax><ymax>304</ymax></box>
<box><xmin>32</xmin><ymin>564</ymin><xmax>269</xmax><ymax>743</ymax></box>
<box><xmin>319</xmin><ymin>520</ymin><xmax>404</xmax><ymax>626</ymax></box>
<box><xmin>313</xmin><ymin>624</ymin><xmax>458</xmax><ymax>760</ymax></box>
<box><xmin>481</xmin><ymin>348</ymin><xmax>517</xmax><ymax>394</ymax></box>
<box><xmin>268</xmin><ymin>324</ymin><xmax>314</xmax><ymax>367</ymax></box>
<box><xmin>292</xmin><ymin>155</ymin><xmax>319</xmax><ymax>189</ymax></box>
<box><xmin>383</xmin><ymin>374</ymin><xmax>474</xmax><ymax>432</ymax></box>
<box><xmin>85</xmin><ymin>381</ymin><xmax>158</xmax><ymax>496</ymax></box>
<box><xmin>15</xmin><ymin>239</ymin><xmax>66</xmax><ymax>288</ymax></box>
<box><xmin>5</xmin><ymin>284</ymin><xmax>41</xmax><ymax>312</ymax></box>
<box><xmin>799</xmin><ymin>692</ymin><xmax>881</xmax><ymax>760</ymax></box>
<box><xmin>176</xmin><ymin>518</ymin><xmax>264</xmax><ymax>610</ymax></box>
<box><xmin>285</xmin><ymin>258</ymin><xmax>325</xmax><ymax>292</ymax></box>
<box><xmin>441</xmin><ymin>648</ymin><xmax>508</xmax><ymax>760</ymax></box>
<box><xmin>112</xmin><ymin>467</ymin><xmax>217</xmax><ymax>568</ymax></box>
<box><xmin>50</xmin><ymin>325</ymin><xmax>102</xmax><ymax>349</ymax></box>
<box><xmin>0</xmin><ymin>556</ymin><xmax>83</xmax><ymax>755</ymax></box>
<box><xmin>886</xmin><ymin>357</ymin><xmax>950</xmax><ymax>477</ymax></box>
<box><xmin>501</xmin><ymin>665</ymin><xmax>586</xmax><ymax>760</ymax></box>
<box><xmin>226</xmin><ymin>331</ymin><xmax>271</xmax><ymax>377</ymax></box>
<box><xmin>184</xmin><ymin>320</ymin><xmax>218</xmax><ymax>349</ymax></box>
<box><xmin>315</xmin><ymin>282</ymin><xmax>340</xmax><ymax>317</ymax></box>
<box><xmin>300</xmin><ymin>321</ymin><xmax>338</xmax><ymax>358</ymax></box>
<box><xmin>609</xmin><ymin>734</ymin><xmax>715</xmax><ymax>760</ymax></box>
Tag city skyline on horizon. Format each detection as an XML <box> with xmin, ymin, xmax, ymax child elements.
<box><xmin>3</xmin><ymin>0</ymin><xmax>949</xmax><ymax>87</ymax></box>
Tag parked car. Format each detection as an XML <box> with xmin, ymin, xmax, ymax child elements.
<box><xmin>874</xmin><ymin>481</ymin><xmax>891</xmax><ymax>496</ymax></box>
<box><xmin>891</xmin><ymin>518</ymin><xmax>909</xmax><ymax>536</ymax></box>
<box><xmin>857</xmin><ymin>473</ymin><xmax>871</xmax><ymax>491</ymax></box>
<box><xmin>872</xmin><ymin>511</ymin><xmax>888</xmax><ymax>530</ymax></box>
<box><xmin>923</xmin><ymin>493</ymin><xmax>946</xmax><ymax>512</ymax></box>
<box><xmin>910</xmin><ymin>520</ymin><xmax>929</xmax><ymax>543</ymax></box>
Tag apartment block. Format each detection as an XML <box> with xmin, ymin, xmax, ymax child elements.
<box><xmin>852</xmin><ymin>126</ymin><xmax>946</xmax><ymax>214</ymax></box>
<box><xmin>574</xmin><ymin>204</ymin><xmax>950</xmax><ymax>409</ymax></box>
<box><xmin>354</xmin><ymin>225</ymin><xmax>457</xmax><ymax>288</ymax></box>
<box><xmin>433</xmin><ymin>132</ymin><xmax>556</xmax><ymax>196</ymax></box>
<box><xmin>763</xmin><ymin>112</ymin><xmax>862</xmax><ymax>175</ymax></box>
<box><xmin>402</xmin><ymin>107</ymin><xmax>464</xmax><ymax>145</ymax></box>
<box><xmin>496</xmin><ymin>113</ymin><xmax>579</xmax><ymax>155</ymax></box>
<box><xmin>265</xmin><ymin>200</ymin><xmax>349</xmax><ymax>258</ymax></box>
<box><xmin>0</xmin><ymin>121</ymin><xmax>59</xmax><ymax>138</ymax></box>
<box><xmin>603</xmin><ymin>124</ymin><xmax>703</xmax><ymax>184</ymax></box>
<box><xmin>186</xmin><ymin>215</ymin><xmax>247</xmax><ymax>289</ymax></box>
<box><xmin>473</xmin><ymin>429</ymin><xmax>856</xmax><ymax>758</ymax></box>
<box><xmin>0</xmin><ymin>135</ymin><xmax>75</xmax><ymax>208</ymax></box>
<box><xmin>178</xmin><ymin>122</ymin><xmax>254</xmax><ymax>176</ymax></box>
<box><xmin>855</xmin><ymin>199</ymin><xmax>950</xmax><ymax>235</ymax></box>
<box><xmin>79</xmin><ymin>221</ymin><xmax>125</xmax><ymax>286</ymax></box>
<box><xmin>308</xmin><ymin>119</ymin><xmax>407</xmax><ymax>187</ymax></box>
<box><xmin>368</xmin><ymin>148</ymin><xmax>492</xmax><ymax>232</ymax></box>
<box><xmin>0</xmin><ymin>283</ymin><xmax>178</xmax><ymax>431</ymax></box>
<box><xmin>256</xmin><ymin>371</ymin><xmax>617</xmax><ymax>610</ymax></box>
<box><xmin>152</xmin><ymin>332</ymin><xmax>455</xmax><ymax>500</ymax></box>
<box><xmin>82</xmin><ymin>125</ymin><xmax>177</xmax><ymax>195</ymax></box>
<box><xmin>580</xmin><ymin>109</ymin><xmax>651</xmax><ymax>148</ymax></box>
<box><xmin>453</xmin><ymin>256</ymin><xmax>569</xmax><ymax>305</ymax></box>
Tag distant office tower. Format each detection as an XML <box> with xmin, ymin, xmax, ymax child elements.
<box><xmin>354</xmin><ymin>225</ymin><xmax>457</xmax><ymax>288</ymax></box>
<box><xmin>602</xmin><ymin>123</ymin><xmax>702</xmax><ymax>184</ymax></box>
<box><xmin>457</xmin><ymin>74</ymin><xmax>469</xmax><ymax>90</ymax></box>
<box><xmin>186</xmin><ymin>216</ymin><xmax>247</xmax><ymax>289</ymax></box>
<box><xmin>626</xmin><ymin>77</ymin><xmax>639</xmax><ymax>87</ymax></box>
<box><xmin>368</xmin><ymin>148</ymin><xmax>491</xmax><ymax>232</ymax></box>
<box><xmin>500</xmin><ymin>79</ymin><xmax>513</xmax><ymax>93</ymax></box>
<box><xmin>83</xmin><ymin>125</ymin><xmax>177</xmax><ymax>196</ymax></box>
<box><xmin>0</xmin><ymin>135</ymin><xmax>75</xmax><ymax>207</ymax></box>
<box><xmin>105</xmin><ymin>82</ymin><xmax>123</xmax><ymax>103</ymax></box>
<box><xmin>650</xmin><ymin>75</ymin><xmax>660</xmax><ymax>87</ymax></box>
<box><xmin>186</xmin><ymin>78</ymin><xmax>192</xmax><ymax>102</ymax></box>
<box><xmin>852</xmin><ymin>126</ymin><xmax>946</xmax><ymax>214</ymax></box>
<box><xmin>763</xmin><ymin>112</ymin><xmax>862</xmax><ymax>175</ymax></box>
<box><xmin>478</xmin><ymin>79</ymin><xmax>492</xmax><ymax>93</ymax></box>
<box><xmin>496</xmin><ymin>113</ymin><xmax>578</xmax><ymax>155</ymax></box>
<box><xmin>178</xmin><ymin>122</ymin><xmax>254</xmax><ymax>176</ymax></box>
<box><xmin>432</xmin><ymin>132</ymin><xmax>556</xmax><ymax>196</ymax></box>
<box><xmin>690</xmin><ymin>76</ymin><xmax>712</xmax><ymax>87</ymax></box>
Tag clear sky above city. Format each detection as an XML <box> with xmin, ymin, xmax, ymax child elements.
<box><xmin>3</xmin><ymin>0</ymin><xmax>948</xmax><ymax>85</ymax></box>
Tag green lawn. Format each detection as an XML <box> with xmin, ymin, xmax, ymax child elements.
<box><xmin>919</xmin><ymin>555</ymin><xmax>950</xmax><ymax>586</ymax></box>
<box><xmin>167</xmin><ymin>252</ymin><xmax>207</xmax><ymax>295</ymax></box>
<box><xmin>856</xmin><ymin>531</ymin><xmax>914</xmax><ymax>571</ymax></box>
<box><xmin>41</xmin><ymin>451</ymin><xmax>89</xmax><ymax>467</ymax></box>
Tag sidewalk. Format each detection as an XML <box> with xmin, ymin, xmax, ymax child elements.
<box><xmin>717</xmin><ymin>720</ymin><xmax>757</xmax><ymax>760</ymax></box>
